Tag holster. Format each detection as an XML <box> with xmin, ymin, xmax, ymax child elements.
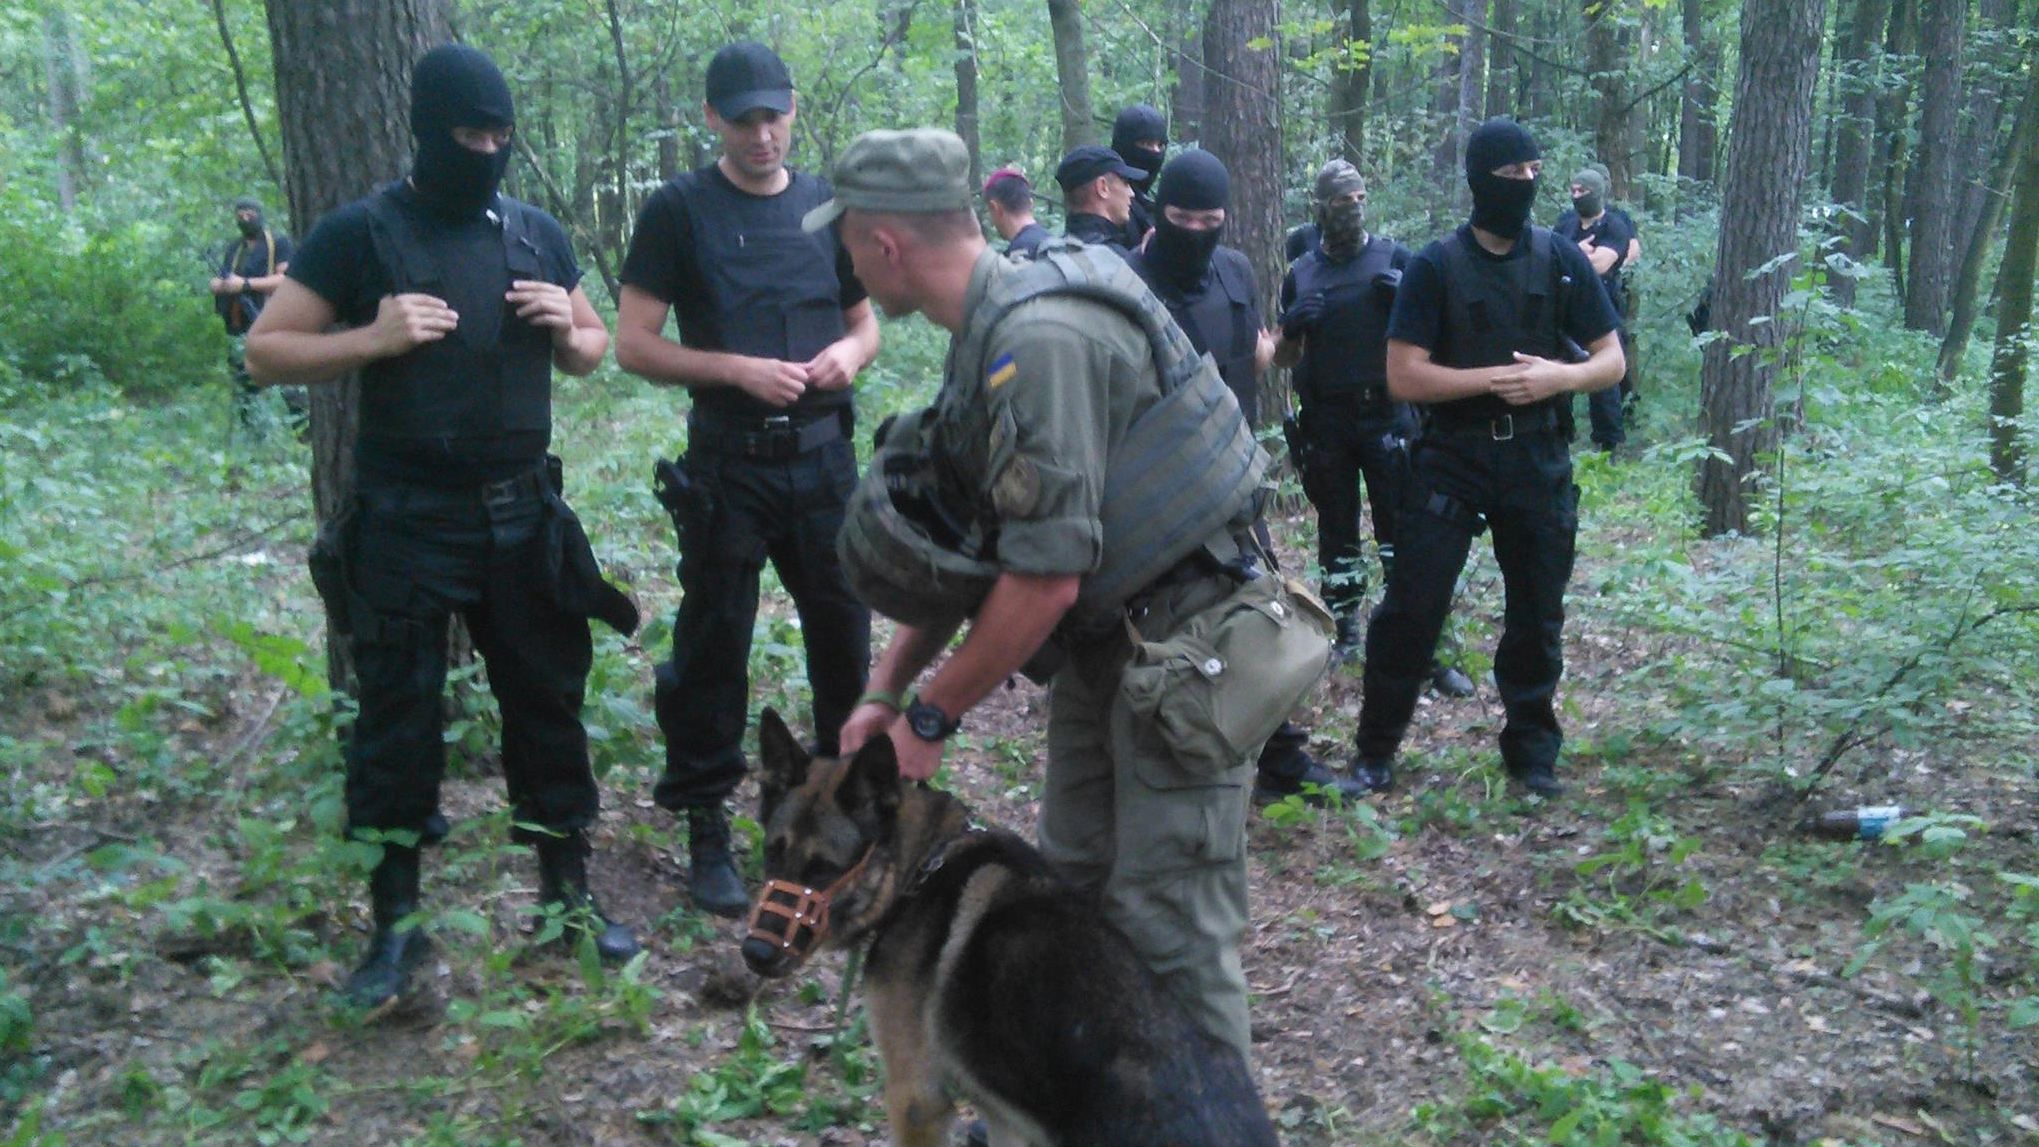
<box><xmin>544</xmin><ymin>458</ymin><xmax>639</xmax><ymax>636</ymax></box>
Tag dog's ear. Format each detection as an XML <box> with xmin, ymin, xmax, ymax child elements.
<box><xmin>840</xmin><ymin>733</ymin><xmax>904</xmax><ymax>834</ymax></box>
<box><xmin>756</xmin><ymin>707</ymin><xmax>813</xmax><ymax>822</ymax></box>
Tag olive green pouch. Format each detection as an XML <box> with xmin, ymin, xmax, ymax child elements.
<box><xmin>1119</xmin><ymin>574</ymin><xmax>1335</xmax><ymax>783</ymax></box>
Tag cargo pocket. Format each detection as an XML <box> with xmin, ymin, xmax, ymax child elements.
<box><xmin>1120</xmin><ymin>574</ymin><xmax>1335</xmax><ymax>787</ymax></box>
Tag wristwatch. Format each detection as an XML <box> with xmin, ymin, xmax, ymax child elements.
<box><xmin>903</xmin><ymin>699</ymin><xmax>961</xmax><ymax>743</ymax></box>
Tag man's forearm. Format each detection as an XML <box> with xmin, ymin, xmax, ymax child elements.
<box><xmin>1387</xmin><ymin>346</ymin><xmax>1508</xmax><ymax>404</ymax></box>
<box><xmin>245</xmin><ymin>326</ymin><xmax>389</xmax><ymax>387</ymax></box>
<box><xmin>868</xmin><ymin>620</ymin><xmax>963</xmax><ymax>702</ymax></box>
<box><xmin>552</xmin><ymin>324</ymin><xmax>609</xmax><ymax>376</ymax></box>
<box><xmin>840</xmin><ymin>304</ymin><xmax>880</xmax><ymax>373</ymax></box>
<box><xmin>615</xmin><ymin>325</ymin><xmax>757</xmax><ymax>389</ymax></box>
<box><xmin>915</xmin><ymin>573</ymin><xmax>1079</xmax><ymax>717</ymax></box>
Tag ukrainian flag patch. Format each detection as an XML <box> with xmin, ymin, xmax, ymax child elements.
<box><xmin>986</xmin><ymin>353</ymin><xmax>1018</xmax><ymax>390</ymax></box>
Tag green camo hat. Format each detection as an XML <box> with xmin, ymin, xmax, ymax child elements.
<box><xmin>802</xmin><ymin>129</ymin><xmax>974</xmax><ymax>232</ymax></box>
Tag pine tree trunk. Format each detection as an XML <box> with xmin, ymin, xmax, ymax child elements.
<box><xmin>1948</xmin><ymin>0</ymin><xmax>2017</xmax><ymax>284</ymax></box>
<box><xmin>1986</xmin><ymin>52</ymin><xmax>2039</xmax><ymax>484</ymax></box>
<box><xmin>1586</xmin><ymin>0</ymin><xmax>1635</xmax><ymax>197</ymax></box>
<box><xmin>1902</xmin><ymin>0</ymin><xmax>1965</xmax><ymax>336</ymax></box>
<box><xmin>1486</xmin><ymin>0</ymin><xmax>1519</xmax><ymax>116</ymax></box>
<box><xmin>1697</xmin><ymin>0</ymin><xmax>1827</xmax><ymax>536</ymax></box>
<box><xmin>1200</xmin><ymin>0</ymin><xmax>1284</xmax><ymax>424</ymax></box>
<box><xmin>265</xmin><ymin>0</ymin><xmax>451</xmax><ymax>688</ymax></box>
<box><xmin>1936</xmin><ymin>38</ymin><xmax>2035</xmax><ymax>391</ymax></box>
<box><xmin>955</xmin><ymin>0</ymin><xmax>981</xmax><ymax>189</ymax></box>
<box><xmin>1332</xmin><ymin>0</ymin><xmax>1374</xmax><ymax>162</ymax></box>
<box><xmin>1675</xmin><ymin>0</ymin><xmax>1718</xmax><ymax>211</ymax></box>
<box><xmin>1047</xmin><ymin>0</ymin><xmax>1097</xmax><ymax>151</ymax></box>
<box><xmin>1827</xmin><ymin>0</ymin><xmax>1891</xmax><ymax>306</ymax></box>
<box><xmin>41</xmin><ymin>7</ymin><xmax>90</xmax><ymax>212</ymax></box>
<box><xmin>1173</xmin><ymin>14</ymin><xmax>1205</xmax><ymax>145</ymax></box>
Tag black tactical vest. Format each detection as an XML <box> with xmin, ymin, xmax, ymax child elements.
<box><xmin>1137</xmin><ymin>247</ymin><xmax>1261</xmax><ymax>425</ymax></box>
<box><xmin>668</xmin><ymin>169</ymin><xmax>850</xmax><ymax>417</ymax></box>
<box><xmin>1290</xmin><ymin>235</ymin><xmax>1399</xmax><ymax>406</ymax></box>
<box><xmin>1432</xmin><ymin>226</ymin><xmax>1568</xmax><ymax>422</ymax></box>
<box><xmin>359</xmin><ymin>187</ymin><xmax>553</xmax><ymax>438</ymax></box>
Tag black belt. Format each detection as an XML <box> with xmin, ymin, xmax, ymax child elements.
<box><xmin>690</xmin><ymin>408</ymin><xmax>848</xmax><ymax>460</ymax></box>
<box><xmin>480</xmin><ymin>467</ymin><xmax>551</xmax><ymax>509</ymax></box>
<box><xmin>1428</xmin><ymin>405</ymin><xmax>1560</xmax><ymax>442</ymax></box>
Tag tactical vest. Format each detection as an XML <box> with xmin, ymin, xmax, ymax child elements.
<box><xmin>1432</xmin><ymin>226</ymin><xmax>1568</xmax><ymax>423</ymax></box>
<box><xmin>359</xmin><ymin>187</ymin><xmax>552</xmax><ymax>438</ymax></box>
<box><xmin>668</xmin><ymin>169</ymin><xmax>850</xmax><ymax>417</ymax></box>
<box><xmin>1290</xmin><ymin>236</ymin><xmax>1399</xmax><ymax>406</ymax></box>
<box><xmin>950</xmin><ymin>244</ymin><xmax>1268</xmax><ymax>631</ymax></box>
<box><xmin>1141</xmin><ymin>247</ymin><xmax>1261</xmax><ymax>424</ymax></box>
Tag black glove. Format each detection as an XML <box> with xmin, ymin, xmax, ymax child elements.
<box><xmin>1371</xmin><ymin>268</ymin><xmax>1403</xmax><ymax>308</ymax></box>
<box><xmin>1280</xmin><ymin>292</ymin><xmax>1326</xmax><ymax>340</ymax></box>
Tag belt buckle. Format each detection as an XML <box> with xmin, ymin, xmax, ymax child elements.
<box><xmin>482</xmin><ymin>475</ymin><xmax>521</xmax><ymax>510</ymax></box>
<box><xmin>1491</xmin><ymin>413</ymin><xmax>1516</xmax><ymax>442</ymax></box>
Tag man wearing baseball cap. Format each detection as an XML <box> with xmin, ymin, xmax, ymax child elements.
<box><xmin>819</xmin><ymin>129</ymin><xmax>1301</xmax><ymax>1066</ymax></box>
<box><xmin>1054</xmin><ymin>143</ymin><xmax>1143</xmax><ymax>254</ymax></box>
<box><xmin>980</xmin><ymin>166</ymin><xmax>1049</xmax><ymax>259</ymax></box>
<box><xmin>615</xmin><ymin>40</ymin><xmax>879</xmax><ymax>920</ymax></box>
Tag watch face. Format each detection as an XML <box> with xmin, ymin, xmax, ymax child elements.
<box><xmin>907</xmin><ymin>702</ymin><xmax>951</xmax><ymax>741</ymax></box>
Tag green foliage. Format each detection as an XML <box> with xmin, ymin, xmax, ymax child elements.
<box><xmin>1552</xmin><ymin>802</ymin><xmax>1708</xmax><ymax>939</ymax></box>
<box><xmin>1411</xmin><ymin>1035</ymin><xmax>1756</xmax><ymax>1146</ymax></box>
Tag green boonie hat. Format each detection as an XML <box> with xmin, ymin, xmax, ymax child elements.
<box><xmin>801</xmin><ymin>129</ymin><xmax>974</xmax><ymax>232</ymax></box>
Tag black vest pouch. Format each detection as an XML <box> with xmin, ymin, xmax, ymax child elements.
<box><xmin>539</xmin><ymin>463</ymin><xmax>641</xmax><ymax>636</ymax></box>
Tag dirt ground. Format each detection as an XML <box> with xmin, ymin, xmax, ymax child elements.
<box><xmin>10</xmin><ymin>519</ymin><xmax>2038</xmax><ymax>1146</ymax></box>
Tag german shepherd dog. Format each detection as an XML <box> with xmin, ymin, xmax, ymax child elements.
<box><xmin>741</xmin><ymin>709</ymin><xmax>1281</xmax><ymax>1147</ymax></box>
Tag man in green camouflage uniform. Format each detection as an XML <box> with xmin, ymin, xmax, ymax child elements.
<box><xmin>820</xmin><ymin>129</ymin><xmax>1328</xmax><ymax>1056</ymax></box>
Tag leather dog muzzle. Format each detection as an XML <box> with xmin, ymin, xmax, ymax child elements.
<box><xmin>744</xmin><ymin>847</ymin><xmax>874</xmax><ymax>967</ymax></box>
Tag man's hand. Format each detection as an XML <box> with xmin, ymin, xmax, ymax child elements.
<box><xmin>507</xmin><ymin>279</ymin><xmax>575</xmax><ymax>342</ymax></box>
<box><xmin>1255</xmin><ymin>327</ymin><xmax>1278</xmax><ymax>372</ymax></box>
<box><xmin>1281</xmin><ymin>292</ymin><xmax>1326</xmax><ymax>340</ymax></box>
<box><xmin>837</xmin><ymin>701</ymin><xmax>898</xmax><ymax>756</ymax></box>
<box><xmin>885</xmin><ymin>716</ymin><xmax>944</xmax><ymax>781</ymax></box>
<box><xmin>804</xmin><ymin>339</ymin><xmax>864</xmax><ymax>392</ymax></box>
<box><xmin>1489</xmin><ymin>351</ymin><xmax>1573</xmax><ymax>405</ymax></box>
<box><xmin>739</xmin><ymin>358</ymin><xmax>810</xmax><ymax>407</ymax></box>
<box><xmin>369</xmin><ymin>293</ymin><xmax>459</xmax><ymax>357</ymax></box>
<box><xmin>1576</xmin><ymin>238</ymin><xmax>1596</xmax><ymax>256</ymax></box>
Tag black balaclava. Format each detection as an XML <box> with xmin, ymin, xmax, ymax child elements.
<box><xmin>1313</xmin><ymin>159</ymin><xmax>1367</xmax><ymax>261</ymax></box>
<box><xmin>1112</xmin><ymin>104</ymin><xmax>1168</xmax><ymax>190</ymax></box>
<box><xmin>233</xmin><ymin>197</ymin><xmax>265</xmax><ymax>239</ymax></box>
<box><xmin>1464</xmin><ymin>117</ymin><xmax>1541</xmax><ymax>240</ymax></box>
<box><xmin>1146</xmin><ymin>149</ymin><xmax>1228</xmax><ymax>291</ymax></box>
<box><xmin>410</xmin><ymin>44</ymin><xmax>516</xmax><ymax>220</ymax></box>
<box><xmin>1570</xmin><ymin>167</ymin><xmax>1607</xmax><ymax>219</ymax></box>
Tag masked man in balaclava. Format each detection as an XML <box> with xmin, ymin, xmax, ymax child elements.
<box><xmin>1553</xmin><ymin>165</ymin><xmax>1640</xmax><ymax>452</ymax></box>
<box><xmin>1111</xmin><ymin>102</ymin><xmax>1167</xmax><ymax>247</ymax></box>
<box><xmin>1347</xmin><ymin>118</ymin><xmax>1623</xmax><ymax>799</ymax></box>
<box><xmin>1276</xmin><ymin>159</ymin><xmax>1476</xmax><ymax>705</ymax></box>
<box><xmin>247</xmin><ymin>43</ymin><xmax>641</xmax><ymax>1012</ymax></box>
<box><xmin>210</xmin><ymin>197</ymin><xmax>301</xmax><ymax>434</ymax></box>
<box><xmin>1125</xmin><ymin>151</ymin><xmax>1366</xmax><ymax>809</ymax></box>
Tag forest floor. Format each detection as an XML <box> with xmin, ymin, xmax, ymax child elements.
<box><xmin>5</xmin><ymin>377</ymin><xmax>2038</xmax><ymax>1146</ymax></box>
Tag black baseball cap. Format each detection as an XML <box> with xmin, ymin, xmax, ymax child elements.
<box><xmin>1054</xmin><ymin>145</ymin><xmax>1144</xmax><ymax>191</ymax></box>
<box><xmin>706</xmin><ymin>41</ymin><xmax>793</xmax><ymax>120</ymax></box>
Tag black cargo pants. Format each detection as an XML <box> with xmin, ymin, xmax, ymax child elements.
<box><xmin>653</xmin><ymin>411</ymin><xmax>871</xmax><ymax>811</ymax></box>
<box><xmin>1298</xmin><ymin>398</ymin><xmax>1419</xmax><ymax>620</ymax></box>
<box><xmin>344</xmin><ymin>473</ymin><xmax>598</xmax><ymax>844</ymax></box>
<box><xmin>1356</xmin><ymin>411</ymin><xmax>1579</xmax><ymax>774</ymax></box>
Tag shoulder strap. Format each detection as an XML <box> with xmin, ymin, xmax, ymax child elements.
<box><xmin>969</xmin><ymin>245</ymin><xmax>1207</xmax><ymax>397</ymax></box>
<box><xmin>1353</xmin><ymin>235</ymin><xmax>1397</xmax><ymax>283</ymax></box>
<box><xmin>261</xmin><ymin>229</ymin><xmax>277</xmax><ymax>276</ymax></box>
<box><xmin>363</xmin><ymin>186</ymin><xmax>439</xmax><ymax>293</ymax></box>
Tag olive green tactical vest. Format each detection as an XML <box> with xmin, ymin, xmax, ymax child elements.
<box><xmin>952</xmin><ymin>244</ymin><xmax>1269</xmax><ymax>634</ymax></box>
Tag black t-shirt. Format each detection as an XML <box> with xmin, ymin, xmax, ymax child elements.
<box><xmin>1064</xmin><ymin>213</ymin><xmax>1129</xmax><ymax>255</ymax></box>
<box><xmin>615</xmin><ymin>164</ymin><xmax>864</xmax><ymax>356</ymax></box>
<box><xmin>1006</xmin><ymin>221</ymin><xmax>1051</xmax><ymax>259</ymax></box>
<box><xmin>289</xmin><ymin>185</ymin><xmax>583</xmax><ymax>486</ymax></box>
<box><xmin>1387</xmin><ymin>224</ymin><xmax>1620</xmax><ymax>368</ymax></box>
<box><xmin>1553</xmin><ymin>207</ymin><xmax>1636</xmax><ymax>300</ymax></box>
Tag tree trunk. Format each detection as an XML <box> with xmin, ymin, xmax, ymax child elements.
<box><xmin>1332</xmin><ymin>0</ymin><xmax>1374</xmax><ymax>162</ymax></box>
<box><xmin>1429</xmin><ymin>7</ymin><xmax>1467</xmax><ymax>199</ymax></box>
<box><xmin>1937</xmin><ymin>45</ymin><xmax>2035</xmax><ymax>390</ymax></box>
<box><xmin>1047</xmin><ymin>0</ymin><xmax>1097</xmax><ymax>151</ymax></box>
<box><xmin>1697</xmin><ymin>0</ymin><xmax>1826</xmax><ymax>537</ymax></box>
<box><xmin>1586</xmin><ymin>0</ymin><xmax>1636</xmax><ymax>197</ymax></box>
<box><xmin>1949</xmin><ymin>0</ymin><xmax>2017</xmax><ymax>285</ymax></box>
<box><xmin>1985</xmin><ymin>51</ymin><xmax>2039</xmax><ymax>482</ymax></box>
<box><xmin>655</xmin><ymin>70</ymin><xmax>679</xmax><ymax>183</ymax></box>
<box><xmin>41</xmin><ymin>7</ymin><xmax>90</xmax><ymax>212</ymax></box>
<box><xmin>1675</xmin><ymin>0</ymin><xmax>1719</xmax><ymax>212</ymax></box>
<box><xmin>1173</xmin><ymin>18</ymin><xmax>1205</xmax><ymax>145</ymax></box>
<box><xmin>1827</xmin><ymin>0</ymin><xmax>1892</xmax><ymax>306</ymax></box>
<box><xmin>1486</xmin><ymin>0</ymin><xmax>1519</xmax><ymax>116</ymax></box>
<box><xmin>955</xmin><ymin>0</ymin><xmax>981</xmax><ymax>188</ymax></box>
<box><xmin>1902</xmin><ymin>0</ymin><xmax>1965</xmax><ymax>335</ymax></box>
<box><xmin>265</xmin><ymin>0</ymin><xmax>451</xmax><ymax>687</ymax></box>
<box><xmin>1876</xmin><ymin>0</ymin><xmax>1916</xmax><ymax>294</ymax></box>
<box><xmin>1200</xmin><ymin>0</ymin><xmax>1284</xmax><ymax>424</ymax></box>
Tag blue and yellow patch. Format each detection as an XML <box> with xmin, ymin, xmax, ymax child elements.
<box><xmin>986</xmin><ymin>353</ymin><xmax>1018</xmax><ymax>390</ymax></box>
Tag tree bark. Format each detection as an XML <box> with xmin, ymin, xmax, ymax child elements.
<box><xmin>1047</xmin><ymin>0</ymin><xmax>1097</xmax><ymax>151</ymax></box>
<box><xmin>1173</xmin><ymin>18</ymin><xmax>1205</xmax><ymax>145</ymax></box>
<box><xmin>955</xmin><ymin>0</ymin><xmax>982</xmax><ymax>188</ymax></box>
<box><xmin>265</xmin><ymin>0</ymin><xmax>451</xmax><ymax>687</ymax></box>
<box><xmin>1902</xmin><ymin>0</ymin><xmax>1965</xmax><ymax>336</ymax></box>
<box><xmin>1697</xmin><ymin>0</ymin><xmax>1827</xmax><ymax>537</ymax></box>
<box><xmin>41</xmin><ymin>7</ymin><xmax>90</xmax><ymax>212</ymax></box>
<box><xmin>1827</xmin><ymin>0</ymin><xmax>1891</xmax><ymax>306</ymax></box>
<box><xmin>1200</xmin><ymin>0</ymin><xmax>1285</xmax><ymax>423</ymax></box>
<box><xmin>1332</xmin><ymin>0</ymin><xmax>1374</xmax><ymax>162</ymax></box>
<box><xmin>1937</xmin><ymin>44</ymin><xmax>2035</xmax><ymax>390</ymax></box>
<box><xmin>1876</xmin><ymin>0</ymin><xmax>1916</xmax><ymax>295</ymax></box>
<box><xmin>1948</xmin><ymin>0</ymin><xmax>2017</xmax><ymax>287</ymax></box>
<box><xmin>1985</xmin><ymin>51</ymin><xmax>2039</xmax><ymax>482</ymax></box>
<box><xmin>1586</xmin><ymin>0</ymin><xmax>1636</xmax><ymax>197</ymax></box>
<box><xmin>1675</xmin><ymin>0</ymin><xmax>1719</xmax><ymax>211</ymax></box>
<box><xmin>1486</xmin><ymin>0</ymin><xmax>1519</xmax><ymax>116</ymax></box>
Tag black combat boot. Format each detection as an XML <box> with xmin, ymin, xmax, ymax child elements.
<box><xmin>1429</xmin><ymin>662</ymin><xmax>1476</xmax><ymax>698</ymax></box>
<box><xmin>1331</xmin><ymin>614</ymin><xmax>1363</xmax><ymax>664</ymax></box>
<box><xmin>340</xmin><ymin>844</ymin><xmax>432</xmax><ymax>1011</ymax></box>
<box><xmin>1254</xmin><ymin>747</ymin><xmax>1369</xmax><ymax>807</ymax></box>
<box><xmin>534</xmin><ymin>831</ymin><xmax>641</xmax><ymax>963</ymax></box>
<box><xmin>1509</xmin><ymin>763</ymin><xmax>1565</xmax><ymax>798</ymax></box>
<box><xmin>686</xmin><ymin>805</ymin><xmax>749</xmax><ymax>918</ymax></box>
<box><xmin>1349</xmin><ymin>756</ymin><xmax>1395</xmax><ymax>794</ymax></box>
